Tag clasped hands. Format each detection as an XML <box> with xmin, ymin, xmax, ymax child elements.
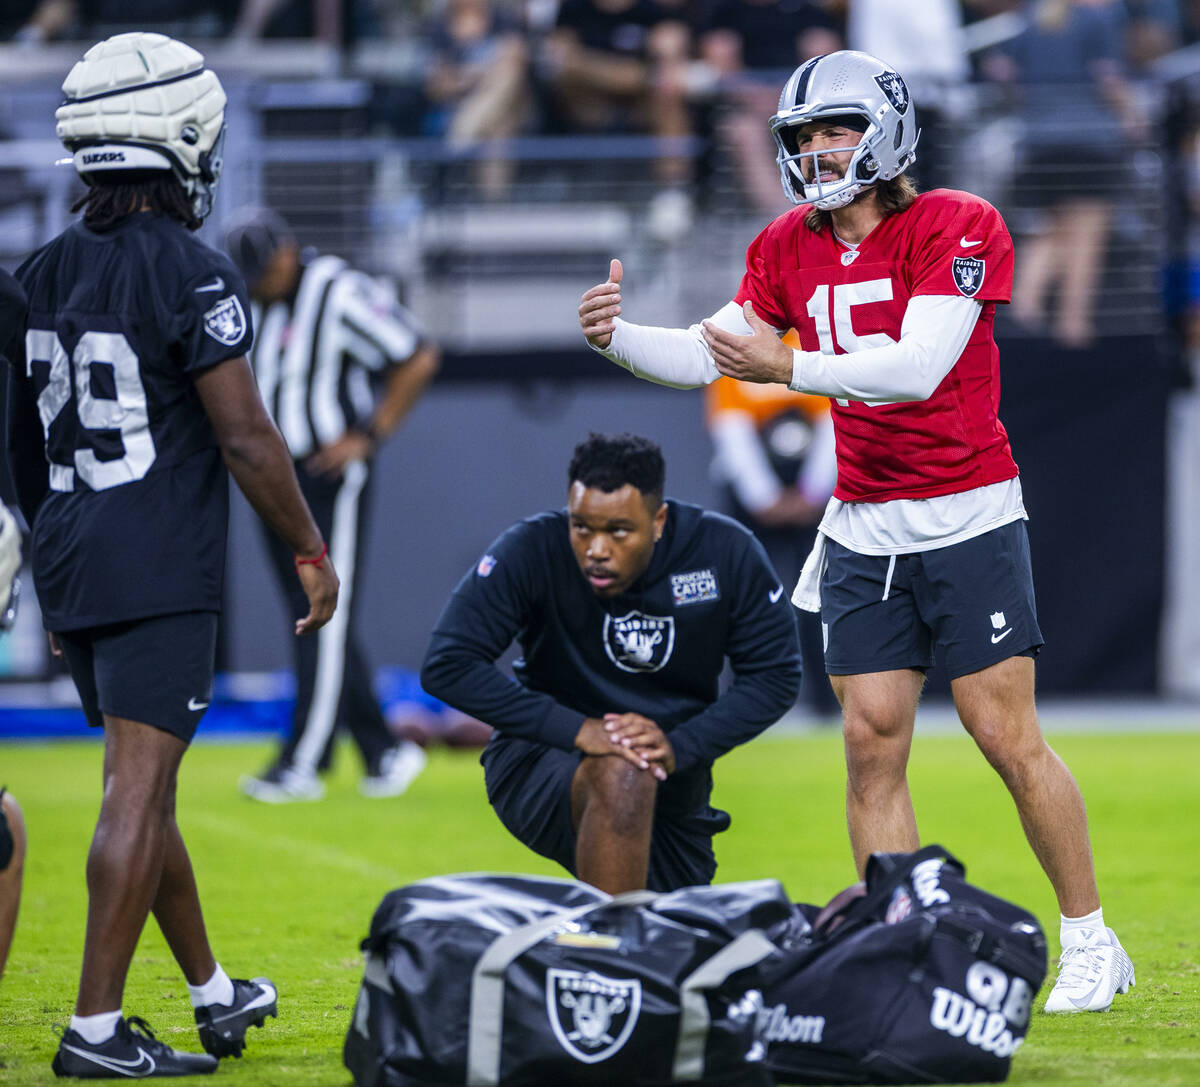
<box><xmin>576</xmin><ymin>713</ymin><xmax>675</xmax><ymax>781</ymax></box>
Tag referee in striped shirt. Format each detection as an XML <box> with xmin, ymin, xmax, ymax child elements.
<box><xmin>226</xmin><ymin>208</ymin><xmax>438</xmax><ymax>802</ymax></box>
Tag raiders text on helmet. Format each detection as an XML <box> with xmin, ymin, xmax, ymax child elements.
<box><xmin>770</xmin><ymin>50</ymin><xmax>919</xmax><ymax>211</ymax></box>
<box><xmin>56</xmin><ymin>32</ymin><xmax>227</xmax><ymax>220</ymax></box>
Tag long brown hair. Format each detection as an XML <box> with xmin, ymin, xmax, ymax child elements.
<box><xmin>71</xmin><ymin>173</ymin><xmax>200</xmax><ymax>233</ymax></box>
<box><xmin>803</xmin><ymin>174</ymin><xmax>920</xmax><ymax>233</ymax></box>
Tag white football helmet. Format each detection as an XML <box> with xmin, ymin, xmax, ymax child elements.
<box><xmin>770</xmin><ymin>50</ymin><xmax>919</xmax><ymax>211</ymax></box>
<box><xmin>56</xmin><ymin>32</ymin><xmax>227</xmax><ymax>220</ymax></box>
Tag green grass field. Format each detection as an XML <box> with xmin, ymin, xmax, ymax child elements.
<box><xmin>0</xmin><ymin>728</ymin><xmax>1197</xmax><ymax>1085</ymax></box>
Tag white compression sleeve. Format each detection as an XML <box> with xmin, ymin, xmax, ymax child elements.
<box><xmin>789</xmin><ymin>294</ymin><xmax>982</xmax><ymax>403</ymax></box>
<box><xmin>589</xmin><ymin>314</ymin><xmax>725</xmax><ymax>388</ymax></box>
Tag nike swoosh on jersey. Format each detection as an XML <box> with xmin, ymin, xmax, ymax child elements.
<box><xmin>195</xmin><ymin>276</ymin><xmax>226</xmax><ymax>293</ymax></box>
<box><xmin>769</xmin><ymin>585</ymin><xmax>785</xmax><ymax>604</ymax></box>
<box><xmin>61</xmin><ymin>1042</ymin><xmax>156</xmax><ymax>1077</ymax></box>
<box><xmin>959</xmin><ymin>236</ymin><xmax>983</xmax><ymax>248</ymax></box>
<box><xmin>991</xmin><ymin>628</ymin><xmax>1013</xmax><ymax>644</ymax></box>
<box><xmin>187</xmin><ymin>697</ymin><xmax>211</xmax><ymax>711</ymax></box>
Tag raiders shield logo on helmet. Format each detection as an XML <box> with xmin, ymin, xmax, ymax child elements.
<box><xmin>603</xmin><ymin>611</ymin><xmax>675</xmax><ymax>673</ymax></box>
<box><xmin>203</xmin><ymin>295</ymin><xmax>247</xmax><ymax>345</ymax></box>
<box><xmin>547</xmin><ymin>969</ymin><xmax>642</xmax><ymax>1064</ymax></box>
<box><xmin>952</xmin><ymin>257</ymin><xmax>985</xmax><ymax>298</ymax></box>
<box><xmin>873</xmin><ymin>70</ymin><xmax>909</xmax><ymax>113</ymax></box>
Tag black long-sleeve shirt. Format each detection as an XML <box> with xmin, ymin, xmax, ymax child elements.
<box><xmin>422</xmin><ymin>499</ymin><xmax>802</xmax><ymax>777</ymax></box>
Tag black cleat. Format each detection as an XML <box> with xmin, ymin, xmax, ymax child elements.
<box><xmin>52</xmin><ymin>1016</ymin><xmax>217</xmax><ymax>1078</ymax></box>
<box><xmin>194</xmin><ymin>977</ymin><xmax>278</xmax><ymax>1058</ymax></box>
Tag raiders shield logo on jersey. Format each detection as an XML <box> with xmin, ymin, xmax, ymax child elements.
<box><xmin>547</xmin><ymin>969</ymin><xmax>642</xmax><ymax>1064</ymax></box>
<box><xmin>952</xmin><ymin>257</ymin><xmax>986</xmax><ymax>298</ymax></box>
<box><xmin>603</xmin><ymin>611</ymin><xmax>675</xmax><ymax>673</ymax></box>
<box><xmin>203</xmin><ymin>295</ymin><xmax>247</xmax><ymax>346</ymax></box>
<box><xmin>874</xmin><ymin>71</ymin><xmax>909</xmax><ymax>113</ymax></box>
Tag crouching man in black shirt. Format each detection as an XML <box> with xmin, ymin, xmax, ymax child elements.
<box><xmin>422</xmin><ymin>433</ymin><xmax>801</xmax><ymax>893</ymax></box>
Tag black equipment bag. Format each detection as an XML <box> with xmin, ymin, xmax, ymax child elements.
<box><xmin>343</xmin><ymin>873</ymin><xmax>791</xmax><ymax>1087</ymax></box>
<box><xmin>760</xmin><ymin>845</ymin><xmax>1048</xmax><ymax>1085</ymax></box>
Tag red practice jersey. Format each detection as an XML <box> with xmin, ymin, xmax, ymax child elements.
<box><xmin>734</xmin><ymin>188</ymin><xmax>1019</xmax><ymax>503</ymax></box>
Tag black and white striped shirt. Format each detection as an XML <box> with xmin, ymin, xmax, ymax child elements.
<box><xmin>249</xmin><ymin>255</ymin><xmax>423</xmax><ymax>459</ymax></box>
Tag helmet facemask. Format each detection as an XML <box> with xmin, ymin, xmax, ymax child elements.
<box><xmin>771</xmin><ymin>110</ymin><xmax>885</xmax><ymax>211</ymax></box>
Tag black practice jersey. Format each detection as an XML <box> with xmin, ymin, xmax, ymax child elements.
<box><xmin>5</xmin><ymin>213</ymin><xmax>253</xmax><ymax>631</ymax></box>
<box><xmin>422</xmin><ymin>500</ymin><xmax>802</xmax><ymax>805</ymax></box>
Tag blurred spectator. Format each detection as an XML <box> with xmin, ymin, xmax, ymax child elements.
<box><xmin>699</xmin><ymin>0</ymin><xmax>842</xmax><ymax>215</ymax></box>
<box><xmin>2</xmin><ymin>0</ymin><xmax>64</xmax><ymax>42</ymax></box>
<box><xmin>846</xmin><ymin>0</ymin><xmax>969</xmax><ymax>191</ymax></box>
<box><xmin>422</xmin><ymin>0</ymin><xmax>532</xmax><ymax>199</ymax></box>
<box><xmin>232</xmin><ymin>0</ymin><xmax>344</xmax><ymax>40</ymax></box>
<box><xmin>705</xmin><ymin>374</ymin><xmax>839</xmax><ymax>717</ymax></box>
<box><xmin>983</xmin><ymin>0</ymin><xmax>1147</xmax><ymax>346</ymax></box>
<box><xmin>9</xmin><ymin>0</ymin><xmax>235</xmax><ymax>40</ymax></box>
<box><xmin>540</xmin><ymin>0</ymin><xmax>700</xmax><ymax>239</ymax></box>
<box><xmin>1123</xmin><ymin>0</ymin><xmax>1182</xmax><ymax>73</ymax></box>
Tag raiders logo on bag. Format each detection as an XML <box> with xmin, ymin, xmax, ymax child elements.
<box><xmin>547</xmin><ymin>969</ymin><xmax>642</xmax><ymax>1064</ymax></box>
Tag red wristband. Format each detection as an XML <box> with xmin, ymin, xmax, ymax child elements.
<box><xmin>294</xmin><ymin>543</ymin><xmax>328</xmax><ymax>570</ymax></box>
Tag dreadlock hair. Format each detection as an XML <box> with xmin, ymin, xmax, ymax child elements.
<box><xmin>568</xmin><ymin>433</ymin><xmax>665</xmax><ymax>507</ymax></box>
<box><xmin>71</xmin><ymin>171</ymin><xmax>201</xmax><ymax>233</ymax></box>
<box><xmin>803</xmin><ymin>174</ymin><xmax>919</xmax><ymax>233</ymax></box>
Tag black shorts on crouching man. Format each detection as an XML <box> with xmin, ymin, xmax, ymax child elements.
<box><xmin>56</xmin><ymin>611</ymin><xmax>219</xmax><ymax>742</ymax></box>
<box><xmin>821</xmin><ymin>519</ymin><xmax>1044</xmax><ymax>680</ymax></box>
<box><xmin>481</xmin><ymin>733</ymin><xmax>731</xmax><ymax>892</ymax></box>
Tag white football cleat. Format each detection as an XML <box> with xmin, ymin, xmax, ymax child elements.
<box><xmin>359</xmin><ymin>742</ymin><xmax>427</xmax><ymax>798</ymax></box>
<box><xmin>239</xmin><ymin>765</ymin><xmax>325</xmax><ymax>804</ymax></box>
<box><xmin>1044</xmin><ymin>927</ymin><xmax>1134</xmax><ymax>1013</ymax></box>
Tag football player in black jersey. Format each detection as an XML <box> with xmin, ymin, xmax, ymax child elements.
<box><xmin>422</xmin><ymin>433</ymin><xmax>801</xmax><ymax>894</ymax></box>
<box><xmin>4</xmin><ymin>33</ymin><xmax>339</xmax><ymax>1078</ymax></box>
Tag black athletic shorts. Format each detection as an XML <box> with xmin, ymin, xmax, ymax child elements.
<box><xmin>821</xmin><ymin>519</ymin><xmax>1044</xmax><ymax>680</ymax></box>
<box><xmin>480</xmin><ymin>734</ymin><xmax>730</xmax><ymax>892</ymax></box>
<box><xmin>56</xmin><ymin>611</ymin><xmax>219</xmax><ymax>742</ymax></box>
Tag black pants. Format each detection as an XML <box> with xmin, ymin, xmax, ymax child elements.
<box><xmin>263</xmin><ymin>458</ymin><xmax>392</xmax><ymax>775</ymax></box>
<box><xmin>725</xmin><ymin>490</ymin><xmax>838</xmax><ymax>716</ymax></box>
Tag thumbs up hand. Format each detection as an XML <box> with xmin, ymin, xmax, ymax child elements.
<box><xmin>701</xmin><ymin>301</ymin><xmax>793</xmax><ymax>385</ymax></box>
<box><xmin>578</xmin><ymin>258</ymin><xmax>624</xmax><ymax>350</ymax></box>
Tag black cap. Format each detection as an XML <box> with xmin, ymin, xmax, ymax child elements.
<box><xmin>224</xmin><ymin>206</ymin><xmax>295</xmax><ymax>287</ymax></box>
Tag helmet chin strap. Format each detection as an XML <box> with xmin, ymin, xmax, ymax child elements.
<box><xmin>806</xmin><ymin>182</ymin><xmax>867</xmax><ymax>211</ymax></box>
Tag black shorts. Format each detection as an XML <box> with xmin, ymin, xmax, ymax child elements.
<box><xmin>56</xmin><ymin>611</ymin><xmax>218</xmax><ymax>743</ymax></box>
<box><xmin>480</xmin><ymin>734</ymin><xmax>729</xmax><ymax>892</ymax></box>
<box><xmin>821</xmin><ymin>520</ymin><xmax>1044</xmax><ymax>681</ymax></box>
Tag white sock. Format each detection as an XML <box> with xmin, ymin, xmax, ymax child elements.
<box><xmin>188</xmin><ymin>963</ymin><xmax>235</xmax><ymax>1009</ymax></box>
<box><xmin>1061</xmin><ymin>907</ymin><xmax>1106</xmax><ymax>948</ymax></box>
<box><xmin>70</xmin><ymin>1010</ymin><xmax>122</xmax><ymax>1044</ymax></box>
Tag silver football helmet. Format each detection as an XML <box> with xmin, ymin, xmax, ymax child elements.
<box><xmin>56</xmin><ymin>32</ymin><xmax>227</xmax><ymax>221</ymax></box>
<box><xmin>770</xmin><ymin>50</ymin><xmax>919</xmax><ymax>211</ymax></box>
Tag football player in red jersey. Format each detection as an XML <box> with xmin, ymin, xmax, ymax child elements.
<box><xmin>578</xmin><ymin>50</ymin><xmax>1133</xmax><ymax>1015</ymax></box>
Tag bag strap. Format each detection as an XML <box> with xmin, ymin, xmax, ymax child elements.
<box><xmin>934</xmin><ymin>914</ymin><xmax>1047</xmax><ymax>982</ymax></box>
<box><xmin>672</xmin><ymin>929</ymin><xmax>778</xmax><ymax>1083</ymax></box>
<box><xmin>815</xmin><ymin>844</ymin><xmax>961</xmax><ymax>940</ymax></box>
<box><xmin>466</xmin><ymin>892</ymin><xmax>658</xmax><ymax>1086</ymax></box>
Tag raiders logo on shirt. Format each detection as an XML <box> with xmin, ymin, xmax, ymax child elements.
<box><xmin>603</xmin><ymin>611</ymin><xmax>675</xmax><ymax>673</ymax></box>
<box><xmin>203</xmin><ymin>295</ymin><xmax>247</xmax><ymax>346</ymax></box>
<box><xmin>952</xmin><ymin>257</ymin><xmax>985</xmax><ymax>298</ymax></box>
